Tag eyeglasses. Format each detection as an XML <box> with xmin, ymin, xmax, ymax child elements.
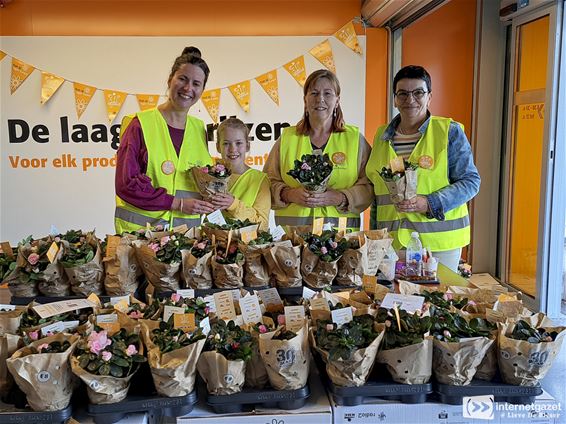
<box><xmin>394</xmin><ymin>89</ymin><xmax>429</xmax><ymax>102</ymax></box>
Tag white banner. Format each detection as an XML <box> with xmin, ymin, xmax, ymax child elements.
<box><xmin>0</xmin><ymin>36</ymin><xmax>365</xmax><ymax>243</ymax></box>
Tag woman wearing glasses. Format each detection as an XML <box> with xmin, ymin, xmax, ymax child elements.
<box><xmin>366</xmin><ymin>65</ymin><xmax>480</xmax><ymax>271</ymax></box>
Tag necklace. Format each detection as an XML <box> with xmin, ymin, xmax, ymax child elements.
<box><xmin>396</xmin><ymin>125</ymin><xmax>418</xmax><ymax>135</ymax></box>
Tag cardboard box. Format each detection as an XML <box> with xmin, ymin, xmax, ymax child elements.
<box><xmin>330</xmin><ymin>390</ymin><xmax>561</xmax><ymax>424</ymax></box>
<box><xmin>175</xmin><ymin>367</ymin><xmax>332</xmax><ymax>424</ymax></box>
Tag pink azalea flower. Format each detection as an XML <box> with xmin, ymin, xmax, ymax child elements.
<box><xmin>29</xmin><ymin>331</ymin><xmax>39</xmax><ymax>341</ymax></box>
<box><xmin>27</xmin><ymin>253</ymin><xmax>40</xmax><ymax>266</ymax></box>
<box><xmin>228</xmin><ymin>245</ymin><xmax>237</xmax><ymax>254</ymax></box>
<box><xmin>277</xmin><ymin>315</ymin><xmax>286</xmax><ymax>326</ymax></box>
<box><xmin>160</xmin><ymin>236</ymin><xmax>171</xmax><ymax>246</ymax></box>
<box><xmin>154</xmin><ymin>225</ymin><xmax>164</xmax><ymax>231</ymax></box>
<box><xmin>196</xmin><ymin>242</ymin><xmax>207</xmax><ymax>250</ymax></box>
<box><xmin>201</xmin><ymin>167</ymin><xmax>209</xmax><ymax>174</ymax></box>
<box><xmin>101</xmin><ymin>351</ymin><xmax>113</xmax><ymax>362</ymax></box>
<box><xmin>137</xmin><ymin>228</ymin><xmax>146</xmax><ymax>234</ymax></box>
<box><xmin>46</xmin><ymin>331</ymin><xmax>54</xmax><ymax>337</ymax></box>
<box><xmin>301</xmin><ymin>162</ymin><xmax>311</xmax><ymax>171</ymax></box>
<box><xmin>215</xmin><ymin>164</ymin><xmax>225</xmax><ymax>172</ymax></box>
<box><xmin>54</xmin><ymin>237</ymin><xmax>61</xmax><ymax>243</ymax></box>
<box><xmin>126</xmin><ymin>344</ymin><xmax>138</xmax><ymax>356</ymax></box>
<box><xmin>204</xmin><ymin>307</ymin><xmax>210</xmax><ymax>315</ymax></box>
<box><xmin>37</xmin><ymin>343</ymin><xmax>49</xmax><ymax>352</ymax></box>
<box><xmin>88</xmin><ymin>330</ymin><xmax>112</xmax><ymax>355</ymax></box>
<box><xmin>443</xmin><ymin>330</ymin><xmax>452</xmax><ymax>339</ymax></box>
<box><xmin>148</xmin><ymin>243</ymin><xmax>160</xmax><ymax>253</ymax></box>
<box><xmin>442</xmin><ymin>292</ymin><xmax>454</xmax><ymax>301</ymax></box>
<box><xmin>326</xmin><ymin>324</ymin><xmax>334</xmax><ymax>331</ymax></box>
<box><xmin>231</xmin><ymin>342</ymin><xmax>240</xmax><ymax>350</ymax></box>
<box><xmin>258</xmin><ymin>325</ymin><xmax>268</xmax><ymax>334</ymax></box>
<box><xmin>320</xmin><ymin>246</ymin><xmax>328</xmax><ymax>255</ymax></box>
<box><xmin>467</xmin><ymin>300</ymin><xmax>476</xmax><ymax>306</ymax></box>
<box><xmin>171</xmin><ymin>293</ymin><xmax>181</xmax><ymax>303</ymax></box>
<box><xmin>385</xmin><ymin>320</ymin><xmax>392</xmax><ymax>328</ymax></box>
<box><xmin>129</xmin><ymin>310</ymin><xmax>143</xmax><ymax>319</ymax></box>
<box><xmin>329</xmin><ymin>241</ymin><xmax>338</xmax><ymax>249</ymax></box>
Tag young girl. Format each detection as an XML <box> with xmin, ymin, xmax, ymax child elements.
<box><xmin>209</xmin><ymin>118</ymin><xmax>271</xmax><ymax>230</ymax></box>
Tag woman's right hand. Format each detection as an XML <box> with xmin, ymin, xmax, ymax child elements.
<box><xmin>180</xmin><ymin>198</ymin><xmax>215</xmax><ymax>215</ymax></box>
<box><xmin>281</xmin><ymin>187</ymin><xmax>310</xmax><ymax>207</ymax></box>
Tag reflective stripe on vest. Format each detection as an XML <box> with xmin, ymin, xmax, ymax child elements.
<box><xmin>366</xmin><ymin>116</ymin><xmax>470</xmax><ymax>251</ymax></box>
<box><xmin>114</xmin><ymin>109</ymin><xmax>212</xmax><ymax>233</ymax></box>
<box><xmin>276</xmin><ymin>216</ymin><xmax>361</xmax><ymax>228</ymax></box>
<box><xmin>276</xmin><ymin>125</ymin><xmax>362</xmax><ymax>231</ymax></box>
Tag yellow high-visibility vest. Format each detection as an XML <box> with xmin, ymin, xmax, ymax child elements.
<box><xmin>229</xmin><ymin>168</ymin><xmax>268</xmax><ymax>208</ymax></box>
<box><xmin>366</xmin><ymin>116</ymin><xmax>470</xmax><ymax>251</ymax></box>
<box><xmin>115</xmin><ymin>109</ymin><xmax>212</xmax><ymax>233</ymax></box>
<box><xmin>277</xmin><ymin>125</ymin><xmax>361</xmax><ymax>231</ymax></box>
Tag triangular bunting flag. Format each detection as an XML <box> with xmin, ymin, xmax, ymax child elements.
<box><xmin>74</xmin><ymin>82</ymin><xmax>96</xmax><ymax>119</ymax></box>
<box><xmin>201</xmin><ymin>89</ymin><xmax>221</xmax><ymax>123</ymax></box>
<box><xmin>103</xmin><ymin>89</ymin><xmax>127</xmax><ymax>123</ymax></box>
<box><xmin>255</xmin><ymin>70</ymin><xmax>279</xmax><ymax>105</ymax></box>
<box><xmin>40</xmin><ymin>71</ymin><xmax>65</xmax><ymax>104</ymax></box>
<box><xmin>309</xmin><ymin>39</ymin><xmax>337</xmax><ymax>74</ymax></box>
<box><xmin>283</xmin><ymin>56</ymin><xmax>307</xmax><ymax>87</ymax></box>
<box><xmin>136</xmin><ymin>94</ymin><xmax>159</xmax><ymax>111</ymax></box>
<box><xmin>334</xmin><ymin>21</ymin><xmax>363</xmax><ymax>55</ymax></box>
<box><xmin>228</xmin><ymin>80</ymin><xmax>251</xmax><ymax>113</ymax></box>
<box><xmin>0</xmin><ymin>51</ymin><xmax>6</xmax><ymax>62</ymax></box>
<box><xmin>10</xmin><ymin>58</ymin><xmax>35</xmax><ymax>94</ymax></box>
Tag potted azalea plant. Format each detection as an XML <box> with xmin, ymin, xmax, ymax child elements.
<box><xmin>287</xmin><ymin>153</ymin><xmax>333</xmax><ymax>193</ymax></box>
<box><xmin>182</xmin><ymin>238</ymin><xmax>213</xmax><ymax>289</ymax></box>
<box><xmin>192</xmin><ymin>162</ymin><xmax>232</xmax><ymax>199</ymax></box>
<box><xmin>211</xmin><ymin>242</ymin><xmax>245</xmax><ymax>288</ymax></box>
<box><xmin>241</xmin><ymin>231</ymin><xmax>273</xmax><ymax>288</ymax></box>
<box><xmin>301</xmin><ymin>230</ymin><xmax>348</xmax><ymax>288</ymax></box>
<box><xmin>60</xmin><ymin>230</ymin><xmax>104</xmax><ymax>296</ymax></box>
<box><xmin>197</xmin><ymin>319</ymin><xmax>254</xmax><ymax>395</ymax></box>
<box><xmin>379</xmin><ymin>158</ymin><xmax>418</xmax><ymax>204</ymax></box>
<box><xmin>71</xmin><ymin>327</ymin><xmax>146</xmax><ymax>404</ymax></box>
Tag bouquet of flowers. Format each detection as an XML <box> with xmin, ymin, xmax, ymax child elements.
<box><xmin>287</xmin><ymin>153</ymin><xmax>333</xmax><ymax>193</ymax></box>
<box><xmin>301</xmin><ymin>230</ymin><xmax>348</xmax><ymax>288</ymax></box>
<box><xmin>313</xmin><ymin>315</ymin><xmax>384</xmax><ymax>387</ymax></box>
<box><xmin>7</xmin><ymin>333</ymin><xmax>79</xmax><ymax>411</ymax></box>
<box><xmin>182</xmin><ymin>238</ymin><xmax>213</xmax><ymax>289</ymax></box>
<box><xmin>197</xmin><ymin>320</ymin><xmax>254</xmax><ymax>395</ymax></box>
<box><xmin>376</xmin><ymin>307</ymin><xmax>434</xmax><ymax>384</ymax></box>
<box><xmin>498</xmin><ymin>313</ymin><xmax>566</xmax><ymax>386</ymax></box>
<box><xmin>142</xmin><ymin>320</ymin><xmax>206</xmax><ymax>397</ymax></box>
<box><xmin>60</xmin><ymin>230</ymin><xmax>104</xmax><ymax>296</ymax></box>
<box><xmin>211</xmin><ymin>242</ymin><xmax>245</xmax><ymax>288</ymax></box>
<box><xmin>192</xmin><ymin>162</ymin><xmax>232</xmax><ymax>199</ymax></box>
<box><xmin>71</xmin><ymin>327</ymin><xmax>146</xmax><ymax>404</ymax></box>
<box><xmin>379</xmin><ymin>158</ymin><xmax>418</xmax><ymax>204</ymax></box>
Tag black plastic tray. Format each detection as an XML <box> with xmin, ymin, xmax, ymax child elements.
<box><xmin>0</xmin><ymin>404</ymin><xmax>73</xmax><ymax>423</ymax></box>
<box><xmin>10</xmin><ymin>295</ymin><xmax>112</xmax><ymax>306</ymax></box>
<box><xmin>206</xmin><ymin>384</ymin><xmax>310</xmax><ymax>414</ymax></box>
<box><xmin>87</xmin><ymin>391</ymin><xmax>197</xmax><ymax>424</ymax></box>
<box><xmin>434</xmin><ymin>380</ymin><xmax>543</xmax><ymax>405</ymax></box>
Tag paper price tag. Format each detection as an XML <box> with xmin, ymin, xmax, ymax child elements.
<box><xmin>199</xmin><ymin>316</ymin><xmax>211</xmax><ymax>335</ymax></box>
<box><xmin>213</xmin><ymin>291</ymin><xmax>237</xmax><ymax>320</ymax></box>
<box><xmin>362</xmin><ymin>275</ymin><xmax>377</xmax><ymax>294</ymax></box>
<box><xmin>374</xmin><ymin>283</ymin><xmax>391</xmax><ymax>301</ymax></box>
<box><xmin>113</xmin><ymin>300</ymin><xmax>130</xmax><ymax>313</ymax></box>
<box><xmin>302</xmin><ymin>286</ymin><xmax>317</xmax><ymax>300</ymax></box>
<box><xmin>177</xmin><ymin>289</ymin><xmax>195</xmax><ymax>299</ymax></box>
<box><xmin>206</xmin><ymin>209</ymin><xmax>227</xmax><ymax>226</ymax></box>
<box><xmin>172</xmin><ymin>224</ymin><xmax>189</xmax><ymax>234</ymax></box>
<box><xmin>0</xmin><ymin>242</ymin><xmax>14</xmax><ymax>259</ymax></box>
<box><xmin>204</xmin><ymin>295</ymin><xmax>216</xmax><ymax>313</ymax></box>
<box><xmin>87</xmin><ymin>293</ymin><xmax>102</xmax><ymax>308</ymax></box>
<box><xmin>390</xmin><ymin>157</ymin><xmax>405</xmax><ymax>173</ymax></box>
<box><xmin>233</xmin><ymin>315</ymin><xmax>244</xmax><ymax>326</ymax></box>
<box><xmin>174</xmin><ymin>313</ymin><xmax>196</xmax><ymax>332</ymax></box>
<box><xmin>41</xmin><ymin>321</ymin><xmax>65</xmax><ymax>336</ymax></box>
<box><xmin>240</xmin><ymin>225</ymin><xmax>258</xmax><ymax>244</ymax></box>
<box><xmin>310</xmin><ymin>297</ymin><xmax>330</xmax><ymax>311</ymax></box>
<box><xmin>105</xmin><ymin>235</ymin><xmax>121</xmax><ymax>258</ymax></box>
<box><xmin>96</xmin><ymin>314</ymin><xmax>120</xmax><ymax>335</ymax></box>
<box><xmin>257</xmin><ymin>288</ymin><xmax>283</xmax><ymax>312</ymax></box>
<box><xmin>61</xmin><ymin>321</ymin><xmax>80</xmax><ymax>332</ymax></box>
<box><xmin>312</xmin><ymin>217</ymin><xmax>324</xmax><ymax>236</ymax></box>
<box><xmin>0</xmin><ymin>304</ymin><xmax>16</xmax><ymax>311</ymax></box>
<box><xmin>381</xmin><ymin>293</ymin><xmax>425</xmax><ymax>314</ymax></box>
<box><xmin>33</xmin><ymin>299</ymin><xmax>95</xmax><ymax>320</ymax></box>
<box><xmin>110</xmin><ymin>295</ymin><xmax>130</xmax><ymax>306</ymax></box>
<box><xmin>284</xmin><ymin>306</ymin><xmax>305</xmax><ymax>332</ymax></box>
<box><xmin>163</xmin><ymin>305</ymin><xmax>185</xmax><ymax>323</ymax></box>
<box><xmin>239</xmin><ymin>295</ymin><xmax>263</xmax><ymax>325</ymax></box>
<box><xmin>230</xmin><ymin>289</ymin><xmax>242</xmax><ymax>303</ymax></box>
<box><xmin>46</xmin><ymin>242</ymin><xmax>59</xmax><ymax>263</ymax></box>
<box><xmin>270</xmin><ymin>225</ymin><xmax>286</xmax><ymax>242</ymax></box>
<box><xmin>331</xmin><ymin>307</ymin><xmax>353</xmax><ymax>328</ymax></box>
<box><xmin>337</xmin><ymin>217</ymin><xmax>348</xmax><ymax>235</ymax></box>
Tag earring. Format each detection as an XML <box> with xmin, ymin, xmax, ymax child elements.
<box><xmin>305</xmin><ymin>111</ymin><xmax>309</xmax><ymax>117</ymax></box>
<box><xmin>333</xmin><ymin>109</ymin><xmax>337</xmax><ymax>118</ymax></box>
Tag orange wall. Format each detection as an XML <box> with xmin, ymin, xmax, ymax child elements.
<box><xmin>402</xmin><ymin>0</ymin><xmax>476</xmax><ymax>137</ymax></box>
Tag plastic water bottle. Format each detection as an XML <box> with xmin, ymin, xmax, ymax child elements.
<box><xmin>405</xmin><ymin>232</ymin><xmax>423</xmax><ymax>277</ymax></box>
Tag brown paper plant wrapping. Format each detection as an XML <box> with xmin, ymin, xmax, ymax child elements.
<box><xmin>60</xmin><ymin>231</ymin><xmax>104</xmax><ymax>296</ymax></box>
<box><xmin>197</xmin><ymin>319</ymin><xmax>254</xmax><ymax>395</ymax></box>
<box><xmin>336</xmin><ymin>235</ymin><xmax>367</xmax><ymax>287</ymax></box>
<box><xmin>264</xmin><ymin>239</ymin><xmax>302</xmax><ymax>288</ymax></box>
<box><xmin>0</xmin><ymin>307</ymin><xmax>24</xmax><ymax>397</ymax></box>
<box><xmin>141</xmin><ymin>320</ymin><xmax>206</xmax><ymax>397</ymax></box>
<box><xmin>312</xmin><ymin>314</ymin><xmax>384</xmax><ymax>387</ymax></box>
<box><xmin>181</xmin><ymin>239</ymin><xmax>213</xmax><ymax>289</ymax></box>
<box><xmin>211</xmin><ymin>242</ymin><xmax>245</xmax><ymax>289</ymax></box>
<box><xmin>286</xmin><ymin>153</ymin><xmax>333</xmax><ymax>193</ymax></box>
<box><xmin>71</xmin><ymin>327</ymin><xmax>146</xmax><ymax>404</ymax></box>
<box><xmin>378</xmin><ymin>159</ymin><xmax>418</xmax><ymax>204</ymax></box>
<box><xmin>191</xmin><ymin>162</ymin><xmax>232</xmax><ymax>200</ymax></box>
<box><xmin>242</xmin><ymin>319</ymin><xmax>275</xmax><ymax>389</ymax></box>
<box><xmin>497</xmin><ymin>314</ymin><xmax>566</xmax><ymax>386</ymax></box>
<box><xmin>102</xmin><ymin>234</ymin><xmax>141</xmax><ymax>296</ymax></box>
<box><xmin>301</xmin><ymin>230</ymin><xmax>348</xmax><ymax>289</ymax></box>
<box><xmin>259</xmin><ymin>320</ymin><xmax>310</xmax><ymax>390</ymax></box>
<box><xmin>375</xmin><ymin>307</ymin><xmax>434</xmax><ymax>384</ymax></box>
<box><xmin>7</xmin><ymin>333</ymin><xmax>79</xmax><ymax>411</ymax></box>
<box><xmin>241</xmin><ymin>232</ymin><xmax>274</xmax><ymax>288</ymax></box>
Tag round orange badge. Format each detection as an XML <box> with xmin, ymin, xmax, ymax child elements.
<box><xmin>161</xmin><ymin>160</ymin><xmax>176</xmax><ymax>175</ymax></box>
<box><xmin>418</xmin><ymin>155</ymin><xmax>434</xmax><ymax>169</ymax></box>
<box><xmin>332</xmin><ymin>152</ymin><xmax>346</xmax><ymax>165</ymax></box>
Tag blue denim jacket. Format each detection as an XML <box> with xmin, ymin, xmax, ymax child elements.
<box><xmin>370</xmin><ymin>113</ymin><xmax>480</xmax><ymax>227</ymax></box>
